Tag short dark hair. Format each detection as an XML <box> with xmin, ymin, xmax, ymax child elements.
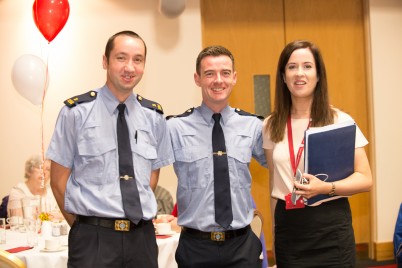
<box><xmin>104</xmin><ymin>30</ymin><xmax>147</xmax><ymax>62</ymax></box>
<box><xmin>195</xmin><ymin>45</ymin><xmax>235</xmax><ymax>75</ymax></box>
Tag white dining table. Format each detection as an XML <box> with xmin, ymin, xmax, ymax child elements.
<box><xmin>0</xmin><ymin>229</ymin><xmax>179</xmax><ymax>268</ymax></box>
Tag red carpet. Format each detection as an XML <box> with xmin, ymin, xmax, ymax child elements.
<box><xmin>368</xmin><ymin>264</ymin><xmax>397</xmax><ymax>268</ymax></box>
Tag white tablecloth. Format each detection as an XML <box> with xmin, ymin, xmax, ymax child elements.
<box><xmin>0</xmin><ymin>230</ymin><xmax>179</xmax><ymax>268</ymax></box>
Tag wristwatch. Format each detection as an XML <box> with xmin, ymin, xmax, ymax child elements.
<box><xmin>328</xmin><ymin>182</ymin><xmax>336</xmax><ymax>196</ymax></box>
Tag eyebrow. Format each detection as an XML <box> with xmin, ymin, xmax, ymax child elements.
<box><xmin>287</xmin><ymin>61</ymin><xmax>314</xmax><ymax>65</ymax></box>
<box><xmin>203</xmin><ymin>68</ymin><xmax>232</xmax><ymax>73</ymax></box>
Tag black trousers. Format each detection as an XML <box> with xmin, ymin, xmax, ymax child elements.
<box><xmin>275</xmin><ymin>198</ymin><xmax>355</xmax><ymax>268</ymax></box>
<box><xmin>175</xmin><ymin>227</ymin><xmax>262</xmax><ymax>268</ymax></box>
<box><xmin>67</xmin><ymin>219</ymin><xmax>158</xmax><ymax>268</ymax></box>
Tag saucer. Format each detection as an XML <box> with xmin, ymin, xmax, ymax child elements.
<box><xmin>156</xmin><ymin>230</ymin><xmax>176</xmax><ymax>236</ymax></box>
<box><xmin>40</xmin><ymin>245</ymin><xmax>68</xmax><ymax>252</ymax></box>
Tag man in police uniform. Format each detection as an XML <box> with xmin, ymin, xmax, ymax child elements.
<box><xmin>167</xmin><ymin>46</ymin><xmax>267</xmax><ymax>267</ymax></box>
<box><xmin>47</xmin><ymin>31</ymin><xmax>174</xmax><ymax>268</ymax></box>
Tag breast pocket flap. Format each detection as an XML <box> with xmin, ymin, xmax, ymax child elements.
<box><xmin>175</xmin><ymin>146</ymin><xmax>209</xmax><ymax>162</ymax></box>
<box><xmin>132</xmin><ymin>142</ymin><xmax>157</xmax><ymax>160</ymax></box>
<box><xmin>78</xmin><ymin>138</ymin><xmax>116</xmax><ymax>156</ymax></box>
<box><xmin>227</xmin><ymin>147</ymin><xmax>252</xmax><ymax>163</ymax></box>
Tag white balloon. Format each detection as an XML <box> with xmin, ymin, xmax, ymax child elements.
<box><xmin>159</xmin><ymin>0</ymin><xmax>186</xmax><ymax>18</ymax></box>
<box><xmin>11</xmin><ymin>54</ymin><xmax>48</xmax><ymax>106</ymax></box>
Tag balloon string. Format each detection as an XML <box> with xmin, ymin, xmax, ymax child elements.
<box><xmin>39</xmin><ymin>55</ymin><xmax>49</xmax><ymax>189</ymax></box>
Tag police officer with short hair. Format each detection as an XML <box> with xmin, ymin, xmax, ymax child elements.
<box><xmin>47</xmin><ymin>31</ymin><xmax>174</xmax><ymax>268</ymax></box>
<box><xmin>167</xmin><ymin>45</ymin><xmax>267</xmax><ymax>267</ymax></box>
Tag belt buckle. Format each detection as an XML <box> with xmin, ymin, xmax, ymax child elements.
<box><xmin>211</xmin><ymin>231</ymin><xmax>225</xmax><ymax>241</ymax></box>
<box><xmin>115</xmin><ymin>220</ymin><xmax>130</xmax><ymax>231</ymax></box>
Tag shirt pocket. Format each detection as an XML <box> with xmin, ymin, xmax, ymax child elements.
<box><xmin>174</xmin><ymin>146</ymin><xmax>211</xmax><ymax>189</ymax></box>
<box><xmin>134</xmin><ymin>128</ymin><xmax>157</xmax><ymax>147</ymax></box>
<box><xmin>227</xmin><ymin>145</ymin><xmax>252</xmax><ymax>164</ymax></box>
<box><xmin>232</xmin><ymin>131</ymin><xmax>253</xmax><ymax>148</ymax></box>
<box><xmin>180</xmin><ymin>131</ymin><xmax>200</xmax><ymax>147</ymax></box>
<box><xmin>131</xmin><ymin>131</ymin><xmax>157</xmax><ymax>186</ymax></box>
<box><xmin>227</xmin><ymin>146</ymin><xmax>252</xmax><ymax>189</ymax></box>
<box><xmin>132</xmin><ymin>142</ymin><xmax>157</xmax><ymax>159</ymax></box>
<box><xmin>77</xmin><ymin>137</ymin><xmax>116</xmax><ymax>185</ymax></box>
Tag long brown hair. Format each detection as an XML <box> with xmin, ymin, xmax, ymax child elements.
<box><xmin>267</xmin><ymin>40</ymin><xmax>335</xmax><ymax>142</ymax></box>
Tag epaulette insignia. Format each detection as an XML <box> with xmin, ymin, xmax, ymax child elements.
<box><xmin>64</xmin><ymin>91</ymin><xmax>97</xmax><ymax>108</ymax></box>
<box><xmin>137</xmin><ymin>95</ymin><xmax>164</xmax><ymax>115</ymax></box>
<box><xmin>166</xmin><ymin>108</ymin><xmax>194</xmax><ymax>120</ymax></box>
<box><xmin>235</xmin><ymin>108</ymin><xmax>264</xmax><ymax>120</ymax></box>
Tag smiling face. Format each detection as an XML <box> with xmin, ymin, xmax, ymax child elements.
<box><xmin>194</xmin><ymin>55</ymin><xmax>237</xmax><ymax>113</ymax></box>
<box><xmin>284</xmin><ymin>48</ymin><xmax>319</xmax><ymax>101</ymax></box>
<box><xmin>103</xmin><ymin>34</ymin><xmax>146</xmax><ymax>100</ymax></box>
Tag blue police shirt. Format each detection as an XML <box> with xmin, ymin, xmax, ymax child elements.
<box><xmin>167</xmin><ymin>103</ymin><xmax>267</xmax><ymax>231</ymax></box>
<box><xmin>46</xmin><ymin>86</ymin><xmax>174</xmax><ymax>220</ymax></box>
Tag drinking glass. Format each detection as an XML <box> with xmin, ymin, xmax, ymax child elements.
<box><xmin>22</xmin><ymin>196</ymin><xmax>40</xmax><ymax>220</ymax></box>
<box><xmin>7</xmin><ymin>198</ymin><xmax>24</xmax><ymax>232</ymax></box>
<box><xmin>22</xmin><ymin>196</ymin><xmax>40</xmax><ymax>246</ymax></box>
<box><xmin>24</xmin><ymin>218</ymin><xmax>38</xmax><ymax>247</ymax></box>
<box><xmin>0</xmin><ymin>218</ymin><xmax>6</xmax><ymax>244</ymax></box>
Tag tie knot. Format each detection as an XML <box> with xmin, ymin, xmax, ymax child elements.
<box><xmin>117</xmin><ymin>103</ymin><xmax>126</xmax><ymax>115</ymax></box>
<box><xmin>212</xmin><ymin>113</ymin><xmax>221</xmax><ymax>122</ymax></box>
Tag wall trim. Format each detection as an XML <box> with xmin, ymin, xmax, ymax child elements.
<box><xmin>364</xmin><ymin>0</ymin><xmax>377</xmax><ymax>258</ymax></box>
<box><xmin>374</xmin><ymin>241</ymin><xmax>395</xmax><ymax>261</ymax></box>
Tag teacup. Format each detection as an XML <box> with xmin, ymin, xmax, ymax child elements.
<box><xmin>6</xmin><ymin>216</ymin><xmax>18</xmax><ymax>230</ymax></box>
<box><xmin>45</xmin><ymin>238</ymin><xmax>61</xmax><ymax>250</ymax></box>
<box><xmin>155</xmin><ymin>222</ymin><xmax>171</xmax><ymax>234</ymax></box>
<box><xmin>155</xmin><ymin>214</ymin><xmax>174</xmax><ymax>223</ymax></box>
<box><xmin>41</xmin><ymin>221</ymin><xmax>53</xmax><ymax>238</ymax></box>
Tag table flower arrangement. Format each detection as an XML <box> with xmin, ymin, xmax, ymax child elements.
<box><xmin>39</xmin><ymin>212</ymin><xmax>53</xmax><ymax>222</ymax></box>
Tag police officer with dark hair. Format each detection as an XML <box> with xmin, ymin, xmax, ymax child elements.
<box><xmin>167</xmin><ymin>45</ymin><xmax>267</xmax><ymax>267</ymax></box>
<box><xmin>47</xmin><ymin>31</ymin><xmax>174</xmax><ymax>268</ymax></box>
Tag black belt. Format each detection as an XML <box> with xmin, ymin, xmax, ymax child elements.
<box><xmin>76</xmin><ymin>215</ymin><xmax>150</xmax><ymax>232</ymax></box>
<box><xmin>181</xmin><ymin>225</ymin><xmax>250</xmax><ymax>241</ymax></box>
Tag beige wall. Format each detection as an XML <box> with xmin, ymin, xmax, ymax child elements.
<box><xmin>369</xmin><ymin>0</ymin><xmax>402</xmax><ymax>242</ymax></box>
<box><xmin>0</xmin><ymin>0</ymin><xmax>400</xmax><ymax>246</ymax></box>
<box><xmin>0</xmin><ymin>0</ymin><xmax>202</xmax><ymax>202</ymax></box>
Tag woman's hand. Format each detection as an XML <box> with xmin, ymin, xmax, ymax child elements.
<box><xmin>294</xmin><ymin>173</ymin><xmax>332</xmax><ymax>199</ymax></box>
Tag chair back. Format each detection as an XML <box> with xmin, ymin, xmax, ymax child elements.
<box><xmin>250</xmin><ymin>209</ymin><xmax>264</xmax><ymax>238</ymax></box>
<box><xmin>155</xmin><ymin>185</ymin><xmax>174</xmax><ymax>215</ymax></box>
<box><xmin>0</xmin><ymin>250</ymin><xmax>26</xmax><ymax>268</ymax></box>
<box><xmin>0</xmin><ymin>195</ymin><xmax>9</xmax><ymax>218</ymax></box>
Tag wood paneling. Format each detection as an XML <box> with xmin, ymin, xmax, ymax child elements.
<box><xmin>284</xmin><ymin>0</ymin><xmax>371</xmax><ymax>244</ymax></box>
<box><xmin>374</xmin><ymin>241</ymin><xmax>395</xmax><ymax>261</ymax></box>
<box><xmin>201</xmin><ymin>0</ymin><xmax>285</xmax><ymax>250</ymax></box>
<box><xmin>201</xmin><ymin>0</ymin><xmax>371</xmax><ymax>251</ymax></box>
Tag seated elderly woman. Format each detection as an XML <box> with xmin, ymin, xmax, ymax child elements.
<box><xmin>8</xmin><ymin>155</ymin><xmax>62</xmax><ymax>218</ymax></box>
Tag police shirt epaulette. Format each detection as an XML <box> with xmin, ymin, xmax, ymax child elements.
<box><xmin>64</xmin><ymin>91</ymin><xmax>97</xmax><ymax>108</ymax></box>
<box><xmin>137</xmin><ymin>95</ymin><xmax>164</xmax><ymax>115</ymax></box>
<box><xmin>166</xmin><ymin>108</ymin><xmax>194</xmax><ymax>120</ymax></box>
<box><xmin>235</xmin><ymin>108</ymin><xmax>264</xmax><ymax>120</ymax></box>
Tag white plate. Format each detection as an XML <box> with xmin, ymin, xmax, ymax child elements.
<box><xmin>156</xmin><ymin>230</ymin><xmax>176</xmax><ymax>236</ymax></box>
<box><xmin>40</xmin><ymin>245</ymin><xmax>68</xmax><ymax>252</ymax></box>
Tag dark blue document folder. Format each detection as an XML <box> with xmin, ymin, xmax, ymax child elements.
<box><xmin>304</xmin><ymin>120</ymin><xmax>356</xmax><ymax>205</ymax></box>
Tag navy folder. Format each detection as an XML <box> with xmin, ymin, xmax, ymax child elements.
<box><xmin>304</xmin><ymin>120</ymin><xmax>356</xmax><ymax>205</ymax></box>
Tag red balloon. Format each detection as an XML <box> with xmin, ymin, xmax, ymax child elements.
<box><xmin>33</xmin><ymin>0</ymin><xmax>70</xmax><ymax>43</ymax></box>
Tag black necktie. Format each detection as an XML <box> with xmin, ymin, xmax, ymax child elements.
<box><xmin>117</xmin><ymin>104</ymin><xmax>143</xmax><ymax>224</ymax></box>
<box><xmin>212</xmin><ymin>113</ymin><xmax>233</xmax><ymax>228</ymax></box>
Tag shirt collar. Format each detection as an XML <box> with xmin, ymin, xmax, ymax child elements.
<box><xmin>100</xmin><ymin>85</ymin><xmax>136</xmax><ymax>116</ymax></box>
<box><xmin>200</xmin><ymin>102</ymin><xmax>231</xmax><ymax>126</ymax></box>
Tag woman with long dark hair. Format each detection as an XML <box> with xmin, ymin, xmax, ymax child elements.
<box><xmin>263</xmin><ymin>40</ymin><xmax>372</xmax><ymax>267</ymax></box>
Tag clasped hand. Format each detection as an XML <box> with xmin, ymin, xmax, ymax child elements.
<box><xmin>294</xmin><ymin>173</ymin><xmax>330</xmax><ymax>200</ymax></box>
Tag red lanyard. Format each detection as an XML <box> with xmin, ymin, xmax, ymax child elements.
<box><xmin>287</xmin><ymin>116</ymin><xmax>311</xmax><ymax>176</ymax></box>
